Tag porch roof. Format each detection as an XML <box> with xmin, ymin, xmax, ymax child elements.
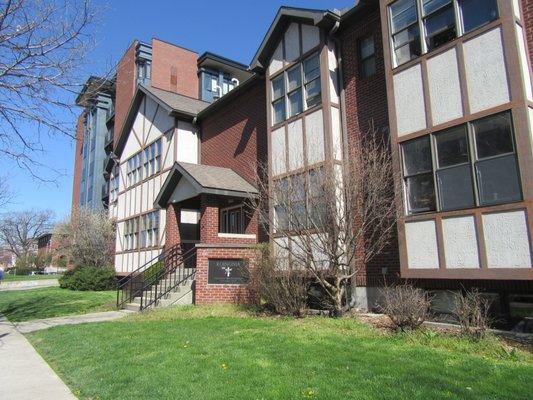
<box><xmin>154</xmin><ymin>162</ymin><xmax>258</xmax><ymax>208</ymax></box>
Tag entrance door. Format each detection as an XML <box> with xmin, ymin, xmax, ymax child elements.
<box><xmin>180</xmin><ymin>209</ymin><xmax>200</xmax><ymax>268</ymax></box>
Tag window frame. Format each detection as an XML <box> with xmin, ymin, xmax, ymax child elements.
<box><xmin>359</xmin><ymin>35</ymin><xmax>377</xmax><ymax>78</ymax></box>
<box><xmin>219</xmin><ymin>204</ymin><xmax>246</xmax><ymax>234</ymax></box>
<box><xmin>400</xmin><ymin>111</ymin><xmax>522</xmax><ymax>215</ymax></box>
<box><xmin>388</xmin><ymin>0</ymin><xmax>500</xmax><ymax>67</ymax></box>
<box><xmin>270</xmin><ymin>51</ymin><xmax>322</xmax><ymax>126</ymax></box>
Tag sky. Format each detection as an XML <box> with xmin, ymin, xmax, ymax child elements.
<box><xmin>1</xmin><ymin>0</ymin><xmax>354</xmax><ymax>220</ymax></box>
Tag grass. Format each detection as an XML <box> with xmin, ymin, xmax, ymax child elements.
<box><xmin>27</xmin><ymin>305</ymin><xmax>532</xmax><ymax>400</ymax></box>
<box><xmin>0</xmin><ymin>287</ymin><xmax>116</xmax><ymax>322</ymax></box>
<box><xmin>3</xmin><ymin>274</ymin><xmax>61</xmax><ymax>281</ymax></box>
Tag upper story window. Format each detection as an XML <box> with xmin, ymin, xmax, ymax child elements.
<box><xmin>271</xmin><ymin>53</ymin><xmax>322</xmax><ymax>126</ymax></box>
<box><xmin>389</xmin><ymin>0</ymin><xmax>499</xmax><ymax>67</ymax></box>
<box><xmin>110</xmin><ymin>173</ymin><xmax>119</xmax><ymax>204</ymax></box>
<box><xmin>137</xmin><ymin>61</ymin><xmax>151</xmax><ymax>85</ymax></box>
<box><xmin>359</xmin><ymin>36</ymin><xmax>376</xmax><ymax>78</ymax></box>
<box><xmin>401</xmin><ymin>111</ymin><xmax>522</xmax><ymax>215</ymax></box>
<box><xmin>126</xmin><ymin>152</ymin><xmax>143</xmax><ymax>187</ymax></box>
<box><xmin>125</xmin><ymin>139</ymin><xmax>161</xmax><ymax>188</ymax></box>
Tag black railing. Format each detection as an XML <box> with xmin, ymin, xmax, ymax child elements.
<box><xmin>116</xmin><ymin>244</ymin><xmax>197</xmax><ymax>310</ymax></box>
<box><xmin>139</xmin><ymin>247</ymin><xmax>197</xmax><ymax>310</ymax></box>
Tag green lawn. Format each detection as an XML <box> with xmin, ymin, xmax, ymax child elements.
<box><xmin>27</xmin><ymin>305</ymin><xmax>532</xmax><ymax>400</ymax></box>
<box><xmin>0</xmin><ymin>287</ymin><xmax>116</xmax><ymax>322</ymax></box>
<box><xmin>3</xmin><ymin>274</ymin><xmax>61</xmax><ymax>281</ymax></box>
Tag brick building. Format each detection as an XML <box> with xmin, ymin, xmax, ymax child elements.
<box><xmin>74</xmin><ymin>0</ymin><xmax>533</xmax><ymax>313</ymax></box>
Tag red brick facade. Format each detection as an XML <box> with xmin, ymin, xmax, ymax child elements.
<box><xmin>151</xmin><ymin>39</ymin><xmax>198</xmax><ymax>98</ymax></box>
<box><xmin>522</xmin><ymin>0</ymin><xmax>533</xmax><ymax>67</ymax></box>
<box><xmin>71</xmin><ymin>112</ymin><xmax>86</xmax><ymax>211</ymax></box>
<box><xmin>340</xmin><ymin>10</ymin><xmax>400</xmax><ymax>287</ymax></box>
<box><xmin>114</xmin><ymin>41</ymin><xmax>137</xmax><ymax>144</ymax></box>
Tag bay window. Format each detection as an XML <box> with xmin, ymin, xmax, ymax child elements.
<box><xmin>389</xmin><ymin>0</ymin><xmax>499</xmax><ymax>66</ymax></box>
<box><xmin>270</xmin><ymin>52</ymin><xmax>321</xmax><ymax>125</ymax></box>
<box><xmin>401</xmin><ymin>111</ymin><xmax>521</xmax><ymax>215</ymax></box>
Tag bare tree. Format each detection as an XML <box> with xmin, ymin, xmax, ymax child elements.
<box><xmin>0</xmin><ymin>209</ymin><xmax>54</xmax><ymax>262</ymax></box>
<box><xmin>0</xmin><ymin>175</ymin><xmax>13</xmax><ymax>210</ymax></box>
<box><xmin>54</xmin><ymin>208</ymin><xmax>114</xmax><ymax>268</ymax></box>
<box><xmin>253</xmin><ymin>128</ymin><xmax>397</xmax><ymax>316</ymax></box>
<box><xmin>0</xmin><ymin>0</ymin><xmax>100</xmax><ymax>177</ymax></box>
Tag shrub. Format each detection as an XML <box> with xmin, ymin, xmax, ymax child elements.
<box><xmin>379</xmin><ymin>284</ymin><xmax>431</xmax><ymax>331</ymax></box>
<box><xmin>453</xmin><ymin>289</ymin><xmax>493</xmax><ymax>340</ymax></box>
<box><xmin>59</xmin><ymin>266</ymin><xmax>116</xmax><ymax>291</ymax></box>
<box><xmin>249</xmin><ymin>245</ymin><xmax>309</xmax><ymax>317</ymax></box>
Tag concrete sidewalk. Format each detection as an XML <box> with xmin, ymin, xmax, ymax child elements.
<box><xmin>0</xmin><ymin>315</ymin><xmax>77</xmax><ymax>400</ymax></box>
<box><xmin>0</xmin><ymin>279</ymin><xmax>59</xmax><ymax>291</ymax></box>
<box><xmin>16</xmin><ymin>310</ymin><xmax>134</xmax><ymax>333</ymax></box>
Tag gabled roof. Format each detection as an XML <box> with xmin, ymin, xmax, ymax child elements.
<box><xmin>115</xmin><ymin>84</ymin><xmax>209</xmax><ymax>158</ymax></box>
<box><xmin>249</xmin><ymin>6</ymin><xmax>340</xmax><ymax>72</ymax></box>
<box><xmin>154</xmin><ymin>162</ymin><xmax>258</xmax><ymax>208</ymax></box>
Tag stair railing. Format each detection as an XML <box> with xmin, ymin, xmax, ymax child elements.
<box><xmin>139</xmin><ymin>246</ymin><xmax>197</xmax><ymax>310</ymax></box>
<box><xmin>116</xmin><ymin>245</ymin><xmax>180</xmax><ymax>309</ymax></box>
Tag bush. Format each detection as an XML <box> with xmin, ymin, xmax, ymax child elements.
<box><xmin>59</xmin><ymin>266</ymin><xmax>116</xmax><ymax>291</ymax></box>
<box><xmin>249</xmin><ymin>245</ymin><xmax>309</xmax><ymax>317</ymax></box>
<box><xmin>453</xmin><ymin>289</ymin><xmax>493</xmax><ymax>340</ymax></box>
<box><xmin>379</xmin><ymin>284</ymin><xmax>431</xmax><ymax>331</ymax></box>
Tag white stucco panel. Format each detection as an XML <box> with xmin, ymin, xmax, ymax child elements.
<box><xmin>162</xmin><ymin>131</ymin><xmax>174</xmax><ymax>169</ymax></box>
<box><xmin>405</xmin><ymin>220</ymin><xmax>439</xmax><ymax>269</ymax></box>
<box><xmin>328</xmin><ymin>39</ymin><xmax>339</xmax><ymax>103</ymax></box>
<box><xmin>513</xmin><ymin>0</ymin><xmax>521</xmax><ymax>20</ymax></box>
<box><xmin>269</xmin><ymin>42</ymin><xmax>283</xmax><ymax>76</ymax></box>
<box><xmin>285</xmin><ymin>22</ymin><xmax>300</xmax><ymax>62</ymax></box>
<box><xmin>442</xmin><ymin>216</ymin><xmax>479</xmax><ymax>269</ymax></box>
<box><xmin>305</xmin><ymin>109</ymin><xmax>325</xmax><ymax>164</ymax></box>
<box><xmin>301</xmin><ymin>24</ymin><xmax>319</xmax><ymax>54</ymax></box>
<box><xmin>331</xmin><ymin>107</ymin><xmax>342</xmax><ymax>161</ymax></box>
<box><xmin>463</xmin><ymin>27</ymin><xmax>510</xmax><ymax>114</ymax></box>
<box><xmin>427</xmin><ymin>48</ymin><xmax>463</xmax><ymax>126</ymax></box>
<box><xmin>287</xmin><ymin>118</ymin><xmax>304</xmax><ymax>171</ymax></box>
<box><xmin>176</xmin><ymin>120</ymin><xmax>198</xmax><ymax>164</ymax></box>
<box><xmin>393</xmin><ymin>64</ymin><xmax>426</xmax><ymax>136</ymax></box>
<box><xmin>271</xmin><ymin>127</ymin><xmax>286</xmax><ymax>176</ymax></box>
<box><xmin>483</xmin><ymin>210</ymin><xmax>532</xmax><ymax>268</ymax></box>
<box><xmin>148</xmin><ymin>100</ymin><xmax>174</xmax><ymax>144</ymax></box>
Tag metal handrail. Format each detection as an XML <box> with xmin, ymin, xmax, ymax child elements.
<box><xmin>139</xmin><ymin>247</ymin><xmax>197</xmax><ymax>311</ymax></box>
<box><xmin>116</xmin><ymin>246</ymin><xmax>176</xmax><ymax>309</ymax></box>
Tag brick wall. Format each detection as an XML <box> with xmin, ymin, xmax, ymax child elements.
<box><xmin>340</xmin><ymin>10</ymin><xmax>401</xmax><ymax>287</ymax></box>
<box><xmin>522</xmin><ymin>0</ymin><xmax>533</xmax><ymax>66</ymax></box>
<box><xmin>195</xmin><ymin>246</ymin><xmax>255</xmax><ymax>304</ymax></box>
<box><xmin>71</xmin><ymin>111</ymin><xmax>86</xmax><ymax>211</ymax></box>
<box><xmin>165</xmin><ymin>203</ymin><xmax>181</xmax><ymax>252</ymax></box>
<box><xmin>114</xmin><ymin>41</ymin><xmax>137</xmax><ymax>144</ymax></box>
<box><xmin>151</xmin><ymin>39</ymin><xmax>198</xmax><ymax>98</ymax></box>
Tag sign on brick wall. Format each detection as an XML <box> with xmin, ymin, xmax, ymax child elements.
<box><xmin>208</xmin><ymin>259</ymin><xmax>249</xmax><ymax>284</ymax></box>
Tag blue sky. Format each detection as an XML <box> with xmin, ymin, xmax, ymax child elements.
<box><xmin>1</xmin><ymin>0</ymin><xmax>354</xmax><ymax>220</ymax></box>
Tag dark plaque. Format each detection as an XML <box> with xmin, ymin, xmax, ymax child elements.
<box><xmin>208</xmin><ymin>259</ymin><xmax>249</xmax><ymax>284</ymax></box>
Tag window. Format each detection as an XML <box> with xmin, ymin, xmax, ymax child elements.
<box><xmin>401</xmin><ymin>111</ymin><xmax>521</xmax><ymax>214</ymax></box>
<box><xmin>359</xmin><ymin>36</ymin><xmax>376</xmax><ymax>78</ymax></box>
<box><xmin>303</xmin><ymin>54</ymin><xmax>321</xmax><ymax>108</ymax></box>
<box><xmin>270</xmin><ymin>52</ymin><xmax>321</xmax><ymax>125</ymax></box>
<box><xmin>388</xmin><ymin>0</ymin><xmax>499</xmax><ymax>66</ymax></box>
<box><xmin>220</xmin><ymin>205</ymin><xmax>247</xmax><ymax>234</ymax></box>
<box><xmin>271</xmin><ymin>74</ymin><xmax>286</xmax><ymax>125</ymax></box>
<box><xmin>110</xmin><ymin>168</ymin><xmax>119</xmax><ymax>204</ymax></box>
<box><xmin>143</xmin><ymin>139</ymin><xmax>161</xmax><ymax>178</ymax></box>
<box><xmin>124</xmin><ymin>212</ymin><xmax>159</xmax><ymax>251</ymax></box>
<box><xmin>137</xmin><ymin>61</ymin><xmax>151</xmax><ymax>84</ymax></box>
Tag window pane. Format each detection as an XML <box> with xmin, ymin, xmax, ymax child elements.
<box><xmin>474</xmin><ymin>112</ymin><xmax>514</xmax><ymax>159</ymax></box>
<box><xmin>402</xmin><ymin>136</ymin><xmax>432</xmax><ymax>176</ymax></box>
<box><xmin>390</xmin><ymin>0</ymin><xmax>418</xmax><ymax>34</ymax></box>
<box><xmin>360</xmin><ymin>36</ymin><xmax>375</xmax><ymax>59</ymax></box>
<box><xmin>460</xmin><ymin>0</ymin><xmax>498</xmax><ymax>33</ymax></box>
<box><xmin>425</xmin><ymin>5</ymin><xmax>456</xmax><ymax>51</ymax></box>
<box><xmin>437</xmin><ymin>165</ymin><xmax>475</xmax><ymax>210</ymax></box>
<box><xmin>272</xmin><ymin>99</ymin><xmax>285</xmax><ymax>124</ymax></box>
<box><xmin>304</xmin><ymin>55</ymin><xmax>320</xmax><ymax>83</ymax></box>
<box><xmin>476</xmin><ymin>155</ymin><xmax>522</xmax><ymax>205</ymax></box>
<box><xmin>272</xmin><ymin>75</ymin><xmax>284</xmax><ymax>100</ymax></box>
<box><xmin>288</xmin><ymin>90</ymin><xmax>303</xmax><ymax>117</ymax></box>
<box><xmin>422</xmin><ymin>0</ymin><xmax>451</xmax><ymax>16</ymax></box>
<box><xmin>362</xmin><ymin>57</ymin><xmax>376</xmax><ymax>78</ymax></box>
<box><xmin>393</xmin><ymin>25</ymin><xmax>421</xmax><ymax>65</ymax></box>
<box><xmin>406</xmin><ymin>173</ymin><xmax>436</xmax><ymax>213</ymax></box>
<box><xmin>287</xmin><ymin>66</ymin><xmax>301</xmax><ymax>92</ymax></box>
<box><xmin>305</xmin><ymin>79</ymin><xmax>321</xmax><ymax>108</ymax></box>
<box><xmin>435</xmin><ymin>126</ymin><xmax>469</xmax><ymax>168</ymax></box>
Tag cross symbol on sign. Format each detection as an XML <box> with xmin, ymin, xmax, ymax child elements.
<box><xmin>223</xmin><ymin>266</ymin><xmax>232</xmax><ymax>277</ymax></box>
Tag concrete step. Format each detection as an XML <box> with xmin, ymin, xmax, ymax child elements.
<box><xmin>159</xmin><ymin>289</ymin><xmax>193</xmax><ymax>307</ymax></box>
<box><xmin>125</xmin><ymin>303</ymin><xmax>140</xmax><ymax>312</ymax></box>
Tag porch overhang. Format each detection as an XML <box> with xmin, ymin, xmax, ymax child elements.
<box><xmin>154</xmin><ymin>162</ymin><xmax>258</xmax><ymax>209</ymax></box>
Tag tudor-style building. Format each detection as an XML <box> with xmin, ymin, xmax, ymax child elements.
<box><xmin>84</xmin><ymin>0</ymin><xmax>532</xmax><ymax>313</ymax></box>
